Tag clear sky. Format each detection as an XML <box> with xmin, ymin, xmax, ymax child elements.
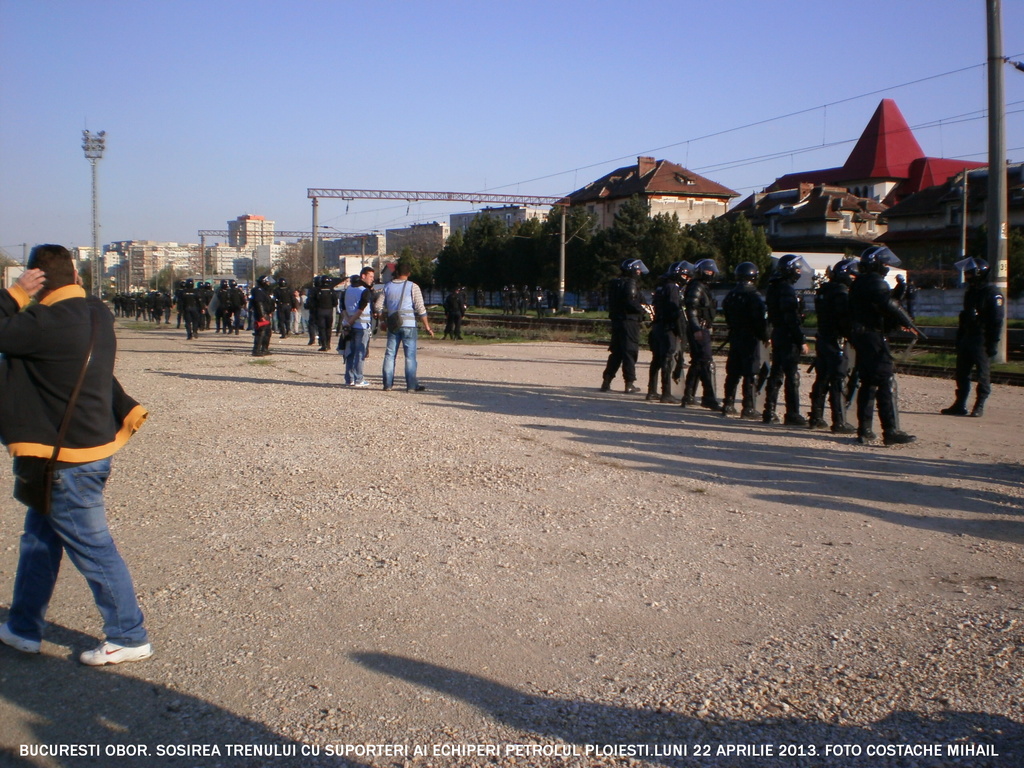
<box><xmin>1</xmin><ymin>0</ymin><xmax>1022</xmax><ymax>256</ymax></box>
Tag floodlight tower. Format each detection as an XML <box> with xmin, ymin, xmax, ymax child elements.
<box><xmin>82</xmin><ymin>130</ymin><xmax>106</xmax><ymax>297</ymax></box>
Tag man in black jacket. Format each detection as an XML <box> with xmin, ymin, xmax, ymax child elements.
<box><xmin>0</xmin><ymin>245</ymin><xmax>151</xmax><ymax>665</ymax></box>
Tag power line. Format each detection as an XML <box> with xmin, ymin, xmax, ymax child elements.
<box><xmin>484</xmin><ymin>58</ymin><xmax>1023</xmax><ymax>194</ymax></box>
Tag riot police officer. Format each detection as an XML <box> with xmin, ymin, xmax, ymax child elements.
<box><xmin>808</xmin><ymin>258</ymin><xmax>858</xmax><ymax>433</ymax></box>
<box><xmin>941</xmin><ymin>257</ymin><xmax>1005</xmax><ymax>417</ymax></box>
<box><xmin>601</xmin><ymin>258</ymin><xmax>649</xmax><ymax>393</ymax></box>
<box><xmin>273</xmin><ymin>277</ymin><xmax>293</xmax><ymax>339</ymax></box>
<box><xmin>848</xmin><ymin>246</ymin><xmax>918</xmax><ymax>445</ymax></box>
<box><xmin>721</xmin><ymin>262</ymin><xmax>768</xmax><ymax>419</ymax></box>
<box><xmin>646</xmin><ymin>261</ymin><xmax>692</xmax><ymax>403</ymax></box>
<box><xmin>198</xmin><ymin>281</ymin><xmax>214</xmax><ymax>330</ymax></box>
<box><xmin>177</xmin><ymin>278</ymin><xmax>204</xmax><ymax>340</ymax></box>
<box><xmin>763</xmin><ymin>254</ymin><xmax>807</xmax><ymax>425</ymax></box>
<box><xmin>311</xmin><ymin>275</ymin><xmax>337</xmax><ymax>351</ymax></box>
<box><xmin>681</xmin><ymin>259</ymin><xmax>720</xmax><ymax>409</ymax></box>
<box><xmin>250</xmin><ymin>274</ymin><xmax>276</xmax><ymax>356</ymax></box>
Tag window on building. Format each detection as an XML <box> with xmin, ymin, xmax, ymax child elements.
<box><xmin>841</xmin><ymin>214</ymin><xmax>852</xmax><ymax>231</ymax></box>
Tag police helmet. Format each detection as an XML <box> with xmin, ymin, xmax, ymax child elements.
<box><xmin>859</xmin><ymin>245</ymin><xmax>901</xmax><ymax>275</ymax></box>
<box><xmin>955</xmin><ymin>257</ymin><xmax>989</xmax><ymax>284</ymax></box>
<box><xmin>830</xmin><ymin>258</ymin><xmax>859</xmax><ymax>285</ymax></box>
<box><xmin>220</xmin><ymin>279</ymin><xmax>228</xmax><ymax>288</ymax></box>
<box><xmin>178</xmin><ymin>280</ymin><xmax>186</xmax><ymax>290</ymax></box>
<box><xmin>774</xmin><ymin>254</ymin><xmax>802</xmax><ymax>283</ymax></box>
<box><xmin>694</xmin><ymin>259</ymin><xmax>719</xmax><ymax>282</ymax></box>
<box><xmin>620</xmin><ymin>258</ymin><xmax>650</xmax><ymax>276</ymax></box>
<box><xmin>278</xmin><ymin>277</ymin><xmax>288</xmax><ymax>289</ymax></box>
<box><xmin>185</xmin><ymin>278</ymin><xmax>195</xmax><ymax>289</ymax></box>
<box><xmin>229</xmin><ymin>279</ymin><xmax>237</xmax><ymax>288</ymax></box>
<box><xmin>734</xmin><ymin>262</ymin><xmax>759</xmax><ymax>285</ymax></box>
<box><xmin>257</xmin><ymin>274</ymin><xmax>274</xmax><ymax>288</ymax></box>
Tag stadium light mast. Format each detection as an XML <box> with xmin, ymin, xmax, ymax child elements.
<box><xmin>82</xmin><ymin>130</ymin><xmax>106</xmax><ymax>298</ymax></box>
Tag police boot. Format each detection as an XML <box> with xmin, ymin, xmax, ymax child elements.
<box><xmin>700</xmin><ymin>370</ymin><xmax>720</xmax><ymax>410</ymax></box>
<box><xmin>624</xmin><ymin>381</ymin><xmax>641</xmax><ymax>394</ymax></box>
<box><xmin>807</xmin><ymin>397</ymin><xmax>828</xmax><ymax>430</ymax></box>
<box><xmin>680</xmin><ymin>368</ymin><xmax>698</xmax><ymax>407</ymax></box>
<box><xmin>761</xmin><ymin>383</ymin><xmax>780</xmax><ymax>424</ymax></box>
<box><xmin>941</xmin><ymin>382</ymin><xmax>969</xmax><ymax>416</ymax></box>
<box><xmin>879</xmin><ymin>398</ymin><xmax>915</xmax><ymax>446</ymax></box>
<box><xmin>720</xmin><ymin>376</ymin><xmax>738</xmax><ymax>416</ymax></box>
<box><xmin>600</xmin><ymin>376</ymin><xmax>613</xmax><ymax>392</ymax></box>
<box><xmin>970</xmin><ymin>396</ymin><xmax>986</xmax><ymax>418</ymax></box>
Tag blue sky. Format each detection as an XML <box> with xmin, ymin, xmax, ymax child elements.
<box><xmin>1</xmin><ymin>0</ymin><xmax>1022</xmax><ymax>255</ymax></box>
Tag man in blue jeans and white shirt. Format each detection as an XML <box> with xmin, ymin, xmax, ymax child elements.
<box><xmin>0</xmin><ymin>245</ymin><xmax>151</xmax><ymax>665</ymax></box>
<box><xmin>341</xmin><ymin>266</ymin><xmax>376</xmax><ymax>387</ymax></box>
<box><xmin>375</xmin><ymin>261</ymin><xmax>434</xmax><ymax>391</ymax></box>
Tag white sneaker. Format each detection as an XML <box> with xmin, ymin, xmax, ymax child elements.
<box><xmin>80</xmin><ymin>641</ymin><xmax>153</xmax><ymax>666</ymax></box>
<box><xmin>352</xmin><ymin>380</ymin><xmax>371</xmax><ymax>388</ymax></box>
<box><xmin>0</xmin><ymin>622</ymin><xmax>40</xmax><ymax>654</ymax></box>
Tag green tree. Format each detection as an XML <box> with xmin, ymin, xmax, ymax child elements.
<box><xmin>726</xmin><ymin>215</ymin><xmax>772</xmax><ymax>280</ymax></box>
<box><xmin>397</xmin><ymin>247</ymin><xmax>435</xmax><ymax>288</ymax></box>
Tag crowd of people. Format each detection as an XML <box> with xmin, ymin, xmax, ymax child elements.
<box><xmin>603</xmin><ymin>246</ymin><xmax>1005</xmax><ymax>447</ymax></box>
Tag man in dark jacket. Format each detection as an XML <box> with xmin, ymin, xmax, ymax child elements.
<box><xmin>808</xmin><ymin>258</ymin><xmax>858</xmax><ymax>433</ymax></box>
<box><xmin>646</xmin><ymin>261</ymin><xmax>691</xmax><ymax>403</ymax></box>
<box><xmin>0</xmin><ymin>245</ymin><xmax>151</xmax><ymax>665</ymax></box>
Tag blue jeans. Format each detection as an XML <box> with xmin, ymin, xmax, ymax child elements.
<box><xmin>344</xmin><ymin>327</ymin><xmax>371</xmax><ymax>384</ymax></box>
<box><xmin>8</xmin><ymin>458</ymin><xmax>148</xmax><ymax>647</ymax></box>
<box><xmin>382</xmin><ymin>326</ymin><xmax>418</xmax><ymax>390</ymax></box>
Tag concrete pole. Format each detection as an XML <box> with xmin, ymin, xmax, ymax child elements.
<box><xmin>558</xmin><ymin>207</ymin><xmax>567</xmax><ymax>311</ymax></box>
<box><xmin>311</xmin><ymin>197</ymin><xmax>319</xmax><ymax>277</ymax></box>
<box><xmin>987</xmin><ymin>0</ymin><xmax>1008</xmax><ymax>363</ymax></box>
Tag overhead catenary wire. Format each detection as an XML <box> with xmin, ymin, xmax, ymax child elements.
<box><xmin>323</xmin><ymin>57</ymin><xmax>1024</xmax><ymax>232</ymax></box>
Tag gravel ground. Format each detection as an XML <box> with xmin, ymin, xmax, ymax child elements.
<box><xmin>0</xmin><ymin>322</ymin><xmax>1021</xmax><ymax>768</ymax></box>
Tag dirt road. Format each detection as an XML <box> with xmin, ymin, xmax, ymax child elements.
<box><xmin>1</xmin><ymin>325</ymin><xmax>1021</xmax><ymax>767</ymax></box>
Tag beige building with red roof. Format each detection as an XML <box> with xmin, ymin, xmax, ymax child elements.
<box><xmin>566</xmin><ymin>155</ymin><xmax>738</xmax><ymax>229</ymax></box>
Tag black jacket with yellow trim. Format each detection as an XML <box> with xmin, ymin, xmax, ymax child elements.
<box><xmin>0</xmin><ymin>283</ymin><xmax>147</xmax><ymax>463</ymax></box>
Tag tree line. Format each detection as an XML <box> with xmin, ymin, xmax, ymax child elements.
<box><xmin>430</xmin><ymin>196</ymin><xmax>772</xmax><ymax>297</ymax></box>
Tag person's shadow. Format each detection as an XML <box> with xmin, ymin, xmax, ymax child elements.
<box><xmin>0</xmin><ymin>618</ymin><xmax>369</xmax><ymax>768</ymax></box>
<box><xmin>353</xmin><ymin>652</ymin><xmax>1022</xmax><ymax>768</ymax></box>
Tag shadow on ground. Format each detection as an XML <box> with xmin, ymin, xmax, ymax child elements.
<box><xmin>354</xmin><ymin>651</ymin><xmax>1022</xmax><ymax>768</ymax></box>
<box><xmin>0</xmin><ymin>618</ymin><xmax>369</xmax><ymax>768</ymax></box>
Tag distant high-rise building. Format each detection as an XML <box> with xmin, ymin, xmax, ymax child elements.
<box><xmin>228</xmin><ymin>214</ymin><xmax>275</xmax><ymax>247</ymax></box>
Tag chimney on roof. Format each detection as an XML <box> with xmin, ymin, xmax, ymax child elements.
<box><xmin>638</xmin><ymin>156</ymin><xmax>656</xmax><ymax>176</ymax></box>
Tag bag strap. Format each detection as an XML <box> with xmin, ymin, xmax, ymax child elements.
<box><xmin>47</xmin><ymin>305</ymin><xmax>99</xmax><ymax>467</ymax></box>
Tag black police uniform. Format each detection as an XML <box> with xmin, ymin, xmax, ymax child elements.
<box><xmin>601</xmin><ymin>273</ymin><xmax>646</xmax><ymax>392</ymax></box>
<box><xmin>273</xmin><ymin>282</ymin><xmax>293</xmax><ymax>339</ymax></box>
<box><xmin>178</xmin><ymin>283</ymin><xmax>204</xmax><ymax>340</ymax></box>
<box><xmin>763</xmin><ymin>275</ymin><xmax>806</xmax><ymax>425</ymax></box>
<box><xmin>721</xmin><ymin>282</ymin><xmax>767</xmax><ymax>418</ymax></box>
<box><xmin>809</xmin><ymin>278</ymin><xmax>856</xmax><ymax>432</ymax></box>
<box><xmin>944</xmin><ymin>277</ymin><xmax>1004</xmax><ymax>416</ymax></box>
<box><xmin>313</xmin><ymin>281</ymin><xmax>336</xmax><ymax>351</ymax></box>
<box><xmin>250</xmin><ymin>281</ymin><xmax>276</xmax><ymax>356</ymax></box>
<box><xmin>646</xmin><ymin>276</ymin><xmax>684</xmax><ymax>402</ymax></box>
<box><xmin>681</xmin><ymin>278</ymin><xmax>718</xmax><ymax>408</ymax></box>
<box><xmin>848</xmin><ymin>271</ymin><xmax>915</xmax><ymax>443</ymax></box>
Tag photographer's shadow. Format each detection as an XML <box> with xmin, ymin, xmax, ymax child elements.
<box><xmin>0</xmin><ymin>617</ymin><xmax>368</xmax><ymax>768</ymax></box>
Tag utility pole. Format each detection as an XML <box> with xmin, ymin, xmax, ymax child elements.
<box><xmin>986</xmin><ymin>0</ymin><xmax>1008</xmax><ymax>363</ymax></box>
<box><xmin>81</xmin><ymin>130</ymin><xmax>106</xmax><ymax>298</ymax></box>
